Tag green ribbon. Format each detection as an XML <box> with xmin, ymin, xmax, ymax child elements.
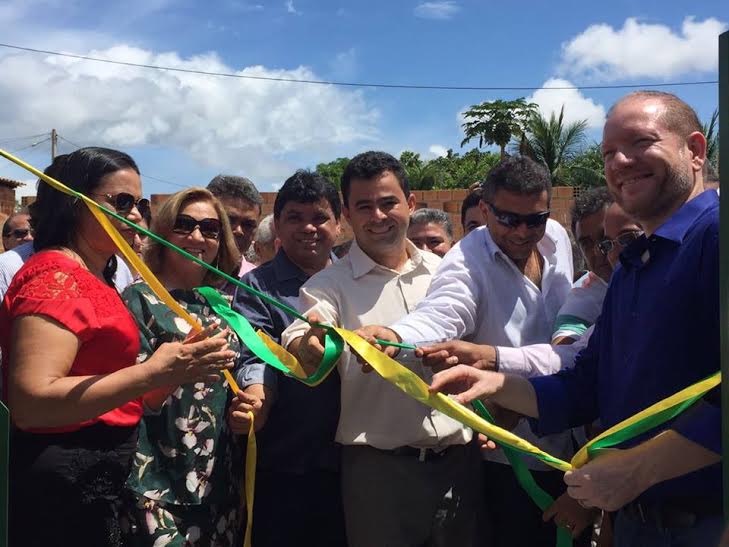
<box><xmin>83</xmin><ymin>198</ymin><xmax>710</xmax><ymax>544</ymax></box>
<box><xmin>472</xmin><ymin>401</ymin><xmax>573</xmax><ymax>547</ymax></box>
<box><xmin>197</xmin><ymin>286</ymin><xmax>343</xmax><ymax>386</ymax></box>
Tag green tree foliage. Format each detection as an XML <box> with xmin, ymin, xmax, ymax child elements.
<box><xmin>461</xmin><ymin>98</ymin><xmax>538</xmax><ymax>158</ymax></box>
<box><xmin>562</xmin><ymin>143</ymin><xmax>606</xmax><ymax>188</ymax></box>
<box><xmin>522</xmin><ymin>105</ymin><xmax>590</xmax><ymax>185</ymax></box>
<box><xmin>702</xmin><ymin>109</ymin><xmax>719</xmax><ymax>171</ymax></box>
<box><xmin>315</xmin><ymin>157</ymin><xmax>350</xmax><ymax>189</ymax></box>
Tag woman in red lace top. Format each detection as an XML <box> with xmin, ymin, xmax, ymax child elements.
<box><xmin>0</xmin><ymin>148</ymin><xmax>236</xmax><ymax>547</ymax></box>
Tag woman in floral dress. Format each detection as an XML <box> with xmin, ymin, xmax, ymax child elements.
<box><xmin>122</xmin><ymin>187</ymin><xmax>243</xmax><ymax>547</ymax></box>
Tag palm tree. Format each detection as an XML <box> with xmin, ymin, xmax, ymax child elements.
<box><xmin>522</xmin><ymin>105</ymin><xmax>589</xmax><ymax>185</ymax></box>
<box><xmin>461</xmin><ymin>98</ymin><xmax>538</xmax><ymax>159</ymax></box>
<box><xmin>702</xmin><ymin>109</ymin><xmax>719</xmax><ymax>170</ymax></box>
<box><xmin>399</xmin><ymin>151</ymin><xmax>448</xmax><ymax>190</ymax></box>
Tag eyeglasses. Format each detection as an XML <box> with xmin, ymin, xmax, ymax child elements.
<box><xmin>487</xmin><ymin>202</ymin><xmax>550</xmax><ymax>229</ymax></box>
<box><xmin>3</xmin><ymin>228</ymin><xmax>33</xmax><ymax>239</ymax></box>
<box><xmin>172</xmin><ymin>214</ymin><xmax>222</xmax><ymax>240</ymax></box>
<box><xmin>597</xmin><ymin>230</ymin><xmax>644</xmax><ymax>256</ymax></box>
<box><xmin>91</xmin><ymin>192</ymin><xmax>150</xmax><ymax>217</ymax></box>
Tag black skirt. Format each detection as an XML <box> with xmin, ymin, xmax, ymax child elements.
<box><xmin>9</xmin><ymin>422</ymin><xmax>138</xmax><ymax>547</ymax></box>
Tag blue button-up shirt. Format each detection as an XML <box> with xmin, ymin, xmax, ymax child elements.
<box><xmin>531</xmin><ymin>189</ymin><xmax>721</xmax><ymax>504</ymax></box>
<box><xmin>233</xmin><ymin>249</ymin><xmax>341</xmax><ymax>474</ymax></box>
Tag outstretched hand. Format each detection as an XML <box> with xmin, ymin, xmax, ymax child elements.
<box><xmin>428</xmin><ymin>364</ymin><xmax>506</xmax><ymax>405</ymax></box>
<box><xmin>417</xmin><ymin>340</ymin><xmax>496</xmax><ymax>372</ymax></box>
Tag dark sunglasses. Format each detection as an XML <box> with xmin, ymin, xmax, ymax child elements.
<box><xmin>92</xmin><ymin>192</ymin><xmax>150</xmax><ymax>216</ymax></box>
<box><xmin>597</xmin><ymin>230</ymin><xmax>644</xmax><ymax>256</ymax></box>
<box><xmin>172</xmin><ymin>214</ymin><xmax>222</xmax><ymax>240</ymax></box>
<box><xmin>4</xmin><ymin>228</ymin><xmax>33</xmax><ymax>239</ymax></box>
<box><xmin>487</xmin><ymin>202</ymin><xmax>550</xmax><ymax>229</ymax></box>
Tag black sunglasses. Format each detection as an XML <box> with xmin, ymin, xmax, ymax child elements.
<box><xmin>172</xmin><ymin>214</ymin><xmax>222</xmax><ymax>240</ymax></box>
<box><xmin>597</xmin><ymin>230</ymin><xmax>644</xmax><ymax>256</ymax></box>
<box><xmin>4</xmin><ymin>228</ymin><xmax>33</xmax><ymax>239</ymax></box>
<box><xmin>487</xmin><ymin>202</ymin><xmax>550</xmax><ymax>229</ymax></box>
<box><xmin>92</xmin><ymin>192</ymin><xmax>150</xmax><ymax>217</ymax></box>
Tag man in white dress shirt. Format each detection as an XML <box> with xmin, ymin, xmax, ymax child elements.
<box><xmin>281</xmin><ymin>151</ymin><xmax>480</xmax><ymax>547</ymax></box>
<box><xmin>364</xmin><ymin>155</ymin><xmax>576</xmax><ymax>546</ymax></box>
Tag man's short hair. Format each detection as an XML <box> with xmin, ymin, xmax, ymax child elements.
<box><xmin>410</xmin><ymin>208</ymin><xmax>454</xmax><ymax>241</ymax></box>
<box><xmin>207</xmin><ymin>175</ymin><xmax>263</xmax><ymax>209</ymax></box>
<box><xmin>341</xmin><ymin>151</ymin><xmax>409</xmax><ymax>207</ymax></box>
<box><xmin>481</xmin><ymin>155</ymin><xmax>552</xmax><ymax>203</ymax></box>
<box><xmin>273</xmin><ymin>170</ymin><xmax>342</xmax><ymax>220</ymax></box>
<box><xmin>460</xmin><ymin>192</ymin><xmax>482</xmax><ymax>228</ymax></box>
<box><xmin>570</xmin><ymin>187</ymin><xmax>614</xmax><ymax>235</ymax></box>
<box><xmin>609</xmin><ymin>91</ymin><xmax>702</xmax><ymax>139</ymax></box>
<box><xmin>2</xmin><ymin>210</ymin><xmax>30</xmax><ymax>237</ymax></box>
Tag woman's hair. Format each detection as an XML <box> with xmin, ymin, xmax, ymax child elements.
<box><xmin>29</xmin><ymin>147</ymin><xmax>140</xmax><ymax>286</ymax></box>
<box><xmin>143</xmin><ymin>187</ymin><xmax>241</xmax><ymax>287</ymax></box>
<box><xmin>30</xmin><ymin>147</ymin><xmax>140</xmax><ymax>251</ymax></box>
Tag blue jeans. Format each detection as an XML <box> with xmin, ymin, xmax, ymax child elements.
<box><xmin>614</xmin><ymin>508</ymin><xmax>723</xmax><ymax>547</ymax></box>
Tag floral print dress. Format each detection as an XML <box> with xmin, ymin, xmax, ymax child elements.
<box><xmin>121</xmin><ymin>283</ymin><xmax>243</xmax><ymax>547</ymax></box>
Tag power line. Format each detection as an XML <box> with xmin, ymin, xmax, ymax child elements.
<box><xmin>0</xmin><ymin>133</ymin><xmax>49</xmax><ymax>145</ymax></box>
<box><xmin>0</xmin><ymin>42</ymin><xmax>718</xmax><ymax>91</ymax></box>
<box><xmin>57</xmin><ymin>134</ymin><xmax>190</xmax><ymax>189</ymax></box>
<box><xmin>8</xmin><ymin>137</ymin><xmax>50</xmax><ymax>154</ymax></box>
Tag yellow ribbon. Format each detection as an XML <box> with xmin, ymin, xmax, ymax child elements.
<box><xmin>2</xmin><ymin>148</ymin><xmax>719</xmax><ymax>531</ymax></box>
<box><xmin>259</xmin><ymin>328</ymin><xmax>572</xmax><ymax>471</ymax></box>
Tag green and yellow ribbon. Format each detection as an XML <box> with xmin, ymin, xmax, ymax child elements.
<box><xmin>1</xmin><ymin>148</ymin><xmax>720</xmax><ymax>547</ymax></box>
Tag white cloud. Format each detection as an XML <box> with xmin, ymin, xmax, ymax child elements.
<box><xmin>285</xmin><ymin>0</ymin><xmax>300</xmax><ymax>15</ymax></box>
<box><xmin>561</xmin><ymin>16</ymin><xmax>727</xmax><ymax>80</ymax></box>
<box><xmin>414</xmin><ymin>1</ymin><xmax>459</xmax><ymax>20</ymax></box>
<box><xmin>527</xmin><ymin>79</ymin><xmax>606</xmax><ymax>129</ymax></box>
<box><xmin>428</xmin><ymin>144</ymin><xmax>448</xmax><ymax>158</ymax></box>
<box><xmin>0</xmin><ymin>45</ymin><xmax>379</xmax><ymax>183</ymax></box>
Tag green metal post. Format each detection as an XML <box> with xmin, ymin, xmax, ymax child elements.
<box><xmin>720</xmin><ymin>29</ymin><xmax>728</xmax><ymax>522</ymax></box>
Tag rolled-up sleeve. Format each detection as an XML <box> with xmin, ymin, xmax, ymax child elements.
<box><xmin>671</xmin><ymin>397</ymin><xmax>721</xmax><ymax>455</ymax></box>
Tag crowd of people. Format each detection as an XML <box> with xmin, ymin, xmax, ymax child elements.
<box><xmin>0</xmin><ymin>89</ymin><xmax>721</xmax><ymax>547</ymax></box>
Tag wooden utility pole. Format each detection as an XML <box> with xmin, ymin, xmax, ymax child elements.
<box><xmin>51</xmin><ymin>128</ymin><xmax>57</xmax><ymax>160</ymax></box>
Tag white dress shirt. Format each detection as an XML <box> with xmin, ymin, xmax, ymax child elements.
<box><xmin>390</xmin><ymin>220</ymin><xmax>575</xmax><ymax>470</ymax></box>
<box><xmin>281</xmin><ymin>239</ymin><xmax>472</xmax><ymax>450</ymax></box>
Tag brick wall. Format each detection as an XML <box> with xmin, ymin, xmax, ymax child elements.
<box><xmin>150</xmin><ymin>187</ymin><xmax>577</xmax><ymax>243</ymax></box>
<box><xmin>0</xmin><ymin>186</ymin><xmax>15</xmax><ymax>218</ymax></box>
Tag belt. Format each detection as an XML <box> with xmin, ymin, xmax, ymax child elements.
<box><xmin>388</xmin><ymin>444</ymin><xmax>461</xmax><ymax>463</ymax></box>
<box><xmin>621</xmin><ymin>499</ymin><xmax>721</xmax><ymax>530</ymax></box>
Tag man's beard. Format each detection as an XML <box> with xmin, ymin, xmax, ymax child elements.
<box><xmin>620</xmin><ymin>163</ymin><xmax>693</xmax><ymax>226</ymax></box>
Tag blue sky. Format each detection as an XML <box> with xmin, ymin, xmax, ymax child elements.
<box><xmin>0</xmin><ymin>0</ymin><xmax>725</xmax><ymax>197</ymax></box>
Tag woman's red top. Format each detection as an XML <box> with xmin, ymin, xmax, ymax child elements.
<box><xmin>0</xmin><ymin>250</ymin><xmax>143</xmax><ymax>433</ymax></box>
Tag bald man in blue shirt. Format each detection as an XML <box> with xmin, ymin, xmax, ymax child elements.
<box><xmin>429</xmin><ymin>90</ymin><xmax>722</xmax><ymax>547</ymax></box>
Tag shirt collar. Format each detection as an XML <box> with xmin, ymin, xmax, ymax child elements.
<box><xmin>272</xmin><ymin>249</ymin><xmax>310</xmax><ymax>283</ymax></box>
<box><xmin>348</xmin><ymin>238</ymin><xmax>423</xmax><ymax>279</ymax></box>
<box><xmin>652</xmin><ymin>189</ymin><xmax>719</xmax><ymax>244</ymax></box>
